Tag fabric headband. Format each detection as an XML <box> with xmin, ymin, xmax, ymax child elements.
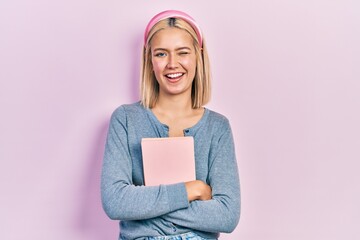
<box><xmin>144</xmin><ymin>10</ymin><xmax>203</xmax><ymax>47</ymax></box>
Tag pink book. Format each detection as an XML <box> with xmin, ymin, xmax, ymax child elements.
<box><xmin>141</xmin><ymin>136</ymin><xmax>196</xmax><ymax>186</ymax></box>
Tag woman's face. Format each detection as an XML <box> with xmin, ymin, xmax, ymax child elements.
<box><xmin>150</xmin><ymin>27</ymin><xmax>196</xmax><ymax>98</ymax></box>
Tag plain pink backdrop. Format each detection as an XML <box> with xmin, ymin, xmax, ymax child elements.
<box><xmin>1</xmin><ymin>0</ymin><xmax>359</xmax><ymax>239</ymax></box>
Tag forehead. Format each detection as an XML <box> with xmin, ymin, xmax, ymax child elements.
<box><xmin>150</xmin><ymin>27</ymin><xmax>194</xmax><ymax>49</ymax></box>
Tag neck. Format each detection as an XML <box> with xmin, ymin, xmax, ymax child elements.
<box><xmin>154</xmin><ymin>92</ymin><xmax>193</xmax><ymax>117</ymax></box>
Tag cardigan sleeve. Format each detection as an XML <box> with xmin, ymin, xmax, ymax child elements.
<box><xmin>101</xmin><ymin>106</ymin><xmax>189</xmax><ymax>221</ymax></box>
<box><xmin>161</xmin><ymin>120</ymin><xmax>241</xmax><ymax>233</ymax></box>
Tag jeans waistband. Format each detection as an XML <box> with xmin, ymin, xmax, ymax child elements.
<box><xmin>145</xmin><ymin>232</ymin><xmax>211</xmax><ymax>240</ymax></box>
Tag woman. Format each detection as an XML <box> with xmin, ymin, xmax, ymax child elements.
<box><xmin>101</xmin><ymin>10</ymin><xmax>240</xmax><ymax>240</ymax></box>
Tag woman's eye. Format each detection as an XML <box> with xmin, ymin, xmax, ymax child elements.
<box><xmin>179</xmin><ymin>52</ymin><xmax>189</xmax><ymax>55</ymax></box>
<box><xmin>155</xmin><ymin>52</ymin><xmax>166</xmax><ymax>57</ymax></box>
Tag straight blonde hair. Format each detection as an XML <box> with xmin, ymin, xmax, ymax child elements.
<box><xmin>140</xmin><ymin>18</ymin><xmax>211</xmax><ymax>109</ymax></box>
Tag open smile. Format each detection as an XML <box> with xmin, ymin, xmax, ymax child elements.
<box><xmin>165</xmin><ymin>73</ymin><xmax>184</xmax><ymax>79</ymax></box>
<box><xmin>165</xmin><ymin>73</ymin><xmax>184</xmax><ymax>82</ymax></box>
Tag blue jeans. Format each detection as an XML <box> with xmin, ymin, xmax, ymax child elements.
<box><xmin>145</xmin><ymin>232</ymin><xmax>215</xmax><ymax>240</ymax></box>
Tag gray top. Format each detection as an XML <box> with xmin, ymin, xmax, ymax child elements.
<box><xmin>101</xmin><ymin>102</ymin><xmax>240</xmax><ymax>239</ymax></box>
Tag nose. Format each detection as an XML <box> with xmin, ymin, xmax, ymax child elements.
<box><xmin>166</xmin><ymin>54</ymin><xmax>178</xmax><ymax>69</ymax></box>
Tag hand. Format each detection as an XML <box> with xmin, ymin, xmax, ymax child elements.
<box><xmin>185</xmin><ymin>180</ymin><xmax>212</xmax><ymax>202</ymax></box>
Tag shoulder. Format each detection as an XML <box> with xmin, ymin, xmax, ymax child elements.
<box><xmin>109</xmin><ymin>101</ymin><xmax>148</xmax><ymax>124</ymax></box>
<box><xmin>206</xmin><ymin>108</ymin><xmax>231</xmax><ymax>129</ymax></box>
<box><xmin>111</xmin><ymin>101</ymin><xmax>145</xmax><ymax>117</ymax></box>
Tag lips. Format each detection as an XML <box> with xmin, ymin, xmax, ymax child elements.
<box><xmin>165</xmin><ymin>72</ymin><xmax>184</xmax><ymax>82</ymax></box>
<box><xmin>166</xmin><ymin>72</ymin><xmax>184</xmax><ymax>78</ymax></box>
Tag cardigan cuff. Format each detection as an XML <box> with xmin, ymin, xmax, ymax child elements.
<box><xmin>165</xmin><ymin>182</ymin><xmax>189</xmax><ymax>212</ymax></box>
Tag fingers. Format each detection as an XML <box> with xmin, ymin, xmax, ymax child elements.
<box><xmin>185</xmin><ymin>180</ymin><xmax>212</xmax><ymax>202</ymax></box>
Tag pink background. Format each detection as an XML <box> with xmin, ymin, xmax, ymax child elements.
<box><xmin>1</xmin><ymin>0</ymin><xmax>359</xmax><ymax>239</ymax></box>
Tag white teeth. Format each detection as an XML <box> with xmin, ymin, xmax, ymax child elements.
<box><xmin>166</xmin><ymin>73</ymin><xmax>183</xmax><ymax>79</ymax></box>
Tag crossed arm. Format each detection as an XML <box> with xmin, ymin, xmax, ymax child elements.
<box><xmin>101</xmin><ymin>108</ymin><xmax>240</xmax><ymax>232</ymax></box>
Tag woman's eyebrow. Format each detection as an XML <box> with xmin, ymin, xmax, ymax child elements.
<box><xmin>176</xmin><ymin>47</ymin><xmax>191</xmax><ymax>51</ymax></box>
<box><xmin>153</xmin><ymin>48</ymin><xmax>168</xmax><ymax>52</ymax></box>
<box><xmin>153</xmin><ymin>47</ymin><xmax>191</xmax><ymax>51</ymax></box>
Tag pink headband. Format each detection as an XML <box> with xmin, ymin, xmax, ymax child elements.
<box><xmin>144</xmin><ymin>10</ymin><xmax>203</xmax><ymax>47</ymax></box>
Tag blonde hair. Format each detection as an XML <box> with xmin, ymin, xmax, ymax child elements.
<box><xmin>140</xmin><ymin>18</ymin><xmax>211</xmax><ymax>109</ymax></box>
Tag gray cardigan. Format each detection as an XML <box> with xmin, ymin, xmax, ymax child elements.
<box><xmin>101</xmin><ymin>102</ymin><xmax>240</xmax><ymax>239</ymax></box>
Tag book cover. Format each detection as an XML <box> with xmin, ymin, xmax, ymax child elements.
<box><xmin>141</xmin><ymin>136</ymin><xmax>196</xmax><ymax>186</ymax></box>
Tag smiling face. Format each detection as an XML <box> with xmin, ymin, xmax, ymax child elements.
<box><xmin>150</xmin><ymin>27</ymin><xmax>197</xmax><ymax>99</ymax></box>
